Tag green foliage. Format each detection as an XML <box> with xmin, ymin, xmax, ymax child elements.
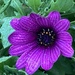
<box><xmin>47</xmin><ymin>57</ymin><xmax>74</xmax><ymax>75</ymax></box>
<box><xmin>33</xmin><ymin>70</ymin><xmax>46</xmax><ymax>75</ymax></box>
<box><xmin>38</xmin><ymin>0</ymin><xmax>74</xmax><ymax>16</ymax></box>
<box><xmin>0</xmin><ymin>0</ymin><xmax>11</xmax><ymax>14</ymax></box>
<box><xmin>4</xmin><ymin>65</ymin><xmax>27</xmax><ymax>75</ymax></box>
<box><xmin>0</xmin><ymin>17</ymin><xmax>14</xmax><ymax>48</ymax></box>
<box><xmin>70</xmin><ymin>21</ymin><xmax>75</xmax><ymax>30</ymax></box>
<box><xmin>27</xmin><ymin>0</ymin><xmax>41</xmax><ymax>12</ymax></box>
<box><xmin>3</xmin><ymin>0</ymin><xmax>24</xmax><ymax>15</ymax></box>
<box><xmin>0</xmin><ymin>56</ymin><xmax>27</xmax><ymax>75</ymax></box>
<box><xmin>68</xmin><ymin>21</ymin><xmax>75</xmax><ymax>49</ymax></box>
<box><xmin>10</xmin><ymin>0</ymin><xmax>24</xmax><ymax>15</ymax></box>
<box><xmin>50</xmin><ymin>0</ymin><xmax>74</xmax><ymax>12</ymax></box>
<box><xmin>0</xmin><ymin>56</ymin><xmax>17</xmax><ymax>72</ymax></box>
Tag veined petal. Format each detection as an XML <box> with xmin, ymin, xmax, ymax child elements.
<box><xmin>25</xmin><ymin>47</ymin><xmax>44</xmax><ymax>75</ymax></box>
<box><xmin>16</xmin><ymin>47</ymin><xmax>37</xmax><ymax>69</ymax></box>
<box><xmin>54</xmin><ymin>19</ymin><xmax>70</xmax><ymax>32</ymax></box>
<box><xmin>19</xmin><ymin>16</ymin><xmax>40</xmax><ymax>32</ymax></box>
<box><xmin>37</xmin><ymin>17</ymin><xmax>50</xmax><ymax>27</ymax></box>
<box><xmin>48</xmin><ymin>11</ymin><xmax>61</xmax><ymax>25</ymax></box>
<box><xmin>56</xmin><ymin>40</ymin><xmax>74</xmax><ymax>57</ymax></box>
<box><xmin>30</xmin><ymin>13</ymin><xmax>40</xmax><ymax>21</ymax></box>
<box><xmin>50</xmin><ymin>46</ymin><xmax>60</xmax><ymax>63</ymax></box>
<box><xmin>57</xmin><ymin>32</ymin><xmax>72</xmax><ymax>45</ymax></box>
<box><xmin>41</xmin><ymin>48</ymin><xmax>53</xmax><ymax>70</ymax></box>
<box><xmin>10</xmin><ymin>18</ymin><xmax>21</xmax><ymax>30</ymax></box>
<box><xmin>9</xmin><ymin>41</ymin><xmax>37</xmax><ymax>56</ymax></box>
<box><xmin>8</xmin><ymin>31</ymin><xmax>36</xmax><ymax>45</ymax></box>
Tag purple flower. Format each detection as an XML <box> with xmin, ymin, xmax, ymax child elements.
<box><xmin>8</xmin><ymin>11</ymin><xmax>74</xmax><ymax>75</ymax></box>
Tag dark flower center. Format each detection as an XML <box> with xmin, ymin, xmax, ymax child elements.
<box><xmin>37</xmin><ymin>28</ymin><xmax>56</xmax><ymax>46</ymax></box>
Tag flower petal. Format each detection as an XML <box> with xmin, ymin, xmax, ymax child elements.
<box><xmin>57</xmin><ymin>32</ymin><xmax>72</xmax><ymax>45</ymax></box>
<box><xmin>41</xmin><ymin>48</ymin><xmax>53</xmax><ymax>70</ymax></box>
<box><xmin>56</xmin><ymin>40</ymin><xmax>74</xmax><ymax>57</ymax></box>
<box><xmin>30</xmin><ymin>13</ymin><xmax>40</xmax><ymax>21</ymax></box>
<box><xmin>16</xmin><ymin>53</ymin><xmax>29</xmax><ymax>69</ymax></box>
<box><xmin>54</xmin><ymin>19</ymin><xmax>70</xmax><ymax>32</ymax></box>
<box><xmin>8</xmin><ymin>31</ymin><xmax>36</xmax><ymax>45</ymax></box>
<box><xmin>9</xmin><ymin>41</ymin><xmax>37</xmax><ymax>56</ymax></box>
<box><xmin>50</xmin><ymin>46</ymin><xmax>60</xmax><ymax>63</ymax></box>
<box><xmin>25</xmin><ymin>47</ymin><xmax>44</xmax><ymax>75</ymax></box>
<box><xmin>19</xmin><ymin>16</ymin><xmax>40</xmax><ymax>32</ymax></box>
<box><xmin>48</xmin><ymin>11</ymin><xmax>61</xmax><ymax>25</ymax></box>
<box><xmin>10</xmin><ymin>18</ymin><xmax>21</xmax><ymax>30</ymax></box>
<box><xmin>37</xmin><ymin>17</ymin><xmax>49</xmax><ymax>27</ymax></box>
<box><xmin>16</xmin><ymin>46</ymin><xmax>37</xmax><ymax>69</ymax></box>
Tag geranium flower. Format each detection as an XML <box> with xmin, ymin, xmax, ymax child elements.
<box><xmin>8</xmin><ymin>11</ymin><xmax>74</xmax><ymax>75</ymax></box>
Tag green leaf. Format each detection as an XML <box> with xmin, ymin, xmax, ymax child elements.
<box><xmin>68</xmin><ymin>21</ymin><xmax>75</xmax><ymax>49</ymax></box>
<box><xmin>4</xmin><ymin>65</ymin><xmax>26</xmax><ymax>75</ymax></box>
<box><xmin>0</xmin><ymin>13</ymin><xmax>5</xmax><ymax>28</ymax></box>
<box><xmin>0</xmin><ymin>40</ymin><xmax>3</xmax><ymax>49</ymax></box>
<box><xmin>48</xmin><ymin>61</ymin><xmax>65</xmax><ymax>75</ymax></box>
<box><xmin>69</xmin><ymin>4</ymin><xmax>75</xmax><ymax>13</ymax></box>
<box><xmin>11</xmin><ymin>0</ymin><xmax>24</xmax><ymax>15</ymax></box>
<box><xmin>0</xmin><ymin>56</ymin><xmax>12</xmax><ymax>63</ymax></box>
<box><xmin>0</xmin><ymin>13</ymin><xmax>5</xmax><ymax>20</ymax></box>
<box><xmin>61</xmin><ymin>4</ymin><xmax>75</xmax><ymax>21</ymax></box>
<box><xmin>69</xmin><ymin>29</ymin><xmax>75</xmax><ymax>42</ymax></box>
<box><xmin>14</xmin><ymin>11</ymin><xmax>22</xmax><ymax>18</ymax></box>
<box><xmin>72</xmin><ymin>57</ymin><xmax>75</xmax><ymax>62</ymax></box>
<box><xmin>72</xmin><ymin>41</ymin><xmax>75</xmax><ymax>50</ymax></box>
<box><xmin>0</xmin><ymin>0</ymin><xmax>12</xmax><ymax>14</ymax></box>
<box><xmin>3</xmin><ymin>0</ymin><xmax>24</xmax><ymax>15</ymax></box>
<box><xmin>33</xmin><ymin>70</ymin><xmax>46</xmax><ymax>75</ymax></box>
<box><xmin>38</xmin><ymin>0</ymin><xmax>52</xmax><ymax>15</ymax></box>
<box><xmin>51</xmin><ymin>0</ymin><xmax>74</xmax><ymax>11</ymax></box>
<box><xmin>60</xmin><ymin>57</ymin><xmax>73</xmax><ymax>74</ymax></box>
<box><xmin>46</xmin><ymin>0</ymin><xmax>74</xmax><ymax>15</ymax></box>
<box><xmin>0</xmin><ymin>0</ymin><xmax>4</xmax><ymax>5</ymax></box>
<box><xmin>61</xmin><ymin>12</ymin><xmax>75</xmax><ymax>22</ymax></box>
<box><xmin>4</xmin><ymin>6</ymin><xmax>15</xmax><ymax>17</ymax></box>
<box><xmin>70</xmin><ymin>21</ymin><xmax>75</xmax><ymax>30</ymax></box>
<box><xmin>48</xmin><ymin>56</ymin><xmax>74</xmax><ymax>75</ymax></box>
<box><xmin>0</xmin><ymin>17</ymin><xmax>14</xmax><ymax>48</ymax></box>
<box><xmin>27</xmin><ymin>0</ymin><xmax>41</xmax><ymax>12</ymax></box>
<box><xmin>0</xmin><ymin>56</ymin><xmax>17</xmax><ymax>72</ymax></box>
<box><xmin>47</xmin><ymin>57</ymin><xmax>67</xmax><ymax>75</ymax></box>
<box><xmin>0</xmin><ymin>47</ymin><xmax>9</xmax><ymax>57</ymax></box>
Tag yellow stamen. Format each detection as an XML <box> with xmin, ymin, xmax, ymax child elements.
<box><xmin>46</xmin><ymin>32</ymin><xmax>48</xmax><ymax>34</ymax></box>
